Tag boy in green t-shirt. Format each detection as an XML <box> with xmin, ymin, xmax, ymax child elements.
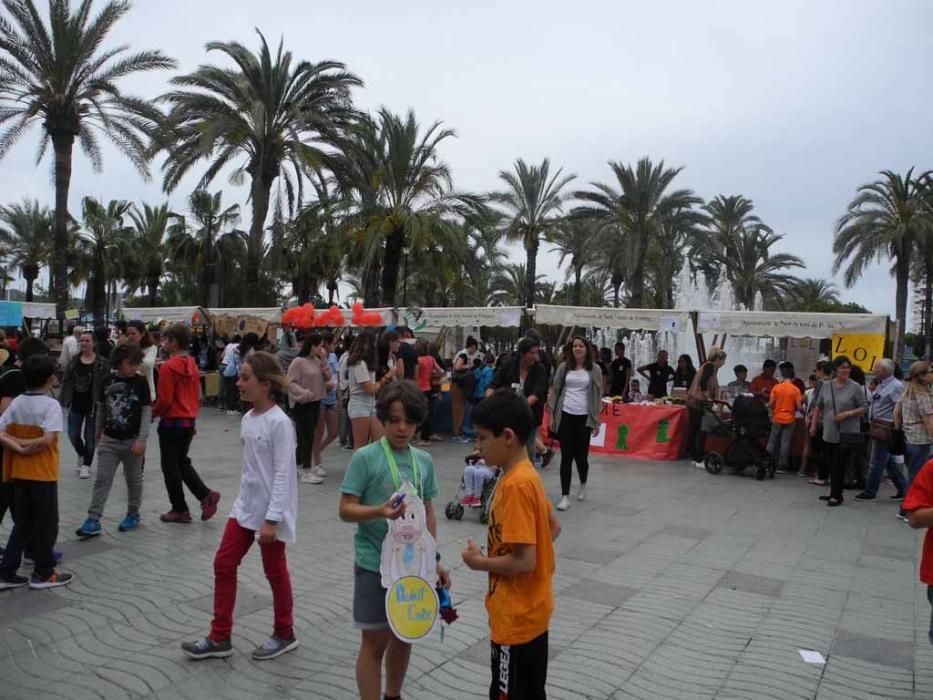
<box><xmin>339</xmin><ymin>380</ymin><xmax>451</xmax><ymax>700</ymax></box>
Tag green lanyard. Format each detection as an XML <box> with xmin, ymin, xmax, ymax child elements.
<box><xmin>380</xmin><ymin>437</ymin><xmax>421</xmax><ymax>497</ymax></box>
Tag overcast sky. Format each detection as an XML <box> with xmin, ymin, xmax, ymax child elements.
<box><xmin>2</xmin><ymin>0</ymin><xmax>931</xmax><ymax>315</ymax></box>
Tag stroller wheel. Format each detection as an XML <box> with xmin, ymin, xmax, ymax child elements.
<box><xmin>454</xmin><ymin>504</ymin><xmax>465</xmax><ymax>520</ymax></box>
<box><xmin>755</xmin><ymin>465</ymin><xmax>766</xmax><ymax>481</ymax></box>
<box><xmin>704</xmin><ymin>453</ymin><xmax>724</xmax><ymax>475</ymax></box>
<box><xmin>444</xmin><ymin>502</ymin><xmax>456</xmax><ymax>520</ymax></box>
<box><xmin>479</xmin><ymin>503</ymin><xmax>490</xmax><ymax>524</ymax></box>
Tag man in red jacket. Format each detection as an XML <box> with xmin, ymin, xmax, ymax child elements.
<box><xmin>153</xmin><ymin>324</ymin><xmax>220</xmax><ymax>524</ymax></box>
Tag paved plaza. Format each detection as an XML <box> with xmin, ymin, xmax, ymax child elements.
<box><xmin>0</xmin><ymin>410</ymin><xmax>931</xmax><ymax>699</ymax></box>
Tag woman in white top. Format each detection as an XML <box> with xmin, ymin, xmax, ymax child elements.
<box><xmin>181</xmin><ymin>351</ymin><xmax>298</xmax><ymax>661</ymax></box>
<box><xmin>126</xmin><ymin>321</ymin><xmax>157</xmax><ymax>400</ymax></box>
<box><xmin>450</xmin><ymin>336</ymin><xmax>480</xmax><ymax>441</ymax></box>
<box><xmin>547</xmin><ymin>336</ymin><xmax>604</xmax><ymax>511</ymax></box>
<box><xmin>347</xmin><ymin>331</ymin><xmax>395</xmax><ymax>448</ymax></box>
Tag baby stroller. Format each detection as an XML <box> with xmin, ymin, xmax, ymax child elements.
<box><xmin>703</xmin><ymin>396</ymin><xmax>776</xmax><ymax>481</ymax></box>
<box><xmin>445</xmin><ymin>452</ymin><xmax>500</xmax><ymax>524</ymax></box>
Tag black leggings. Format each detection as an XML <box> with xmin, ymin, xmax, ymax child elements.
<box><xmin>825</xmin><ymin>441</ymin><xmax>856</xmax><ymax>501</ymax></box>
<box><xmin>421</xmin><ymin>391</ymin><xmax>436</xmax><ymax>441</ymax></box>
<box><xmin>558</xmin><ymin>412</ymin><xmax>591</xmax><ymax>495</ymax></box>
<box><xmin>687</xmin><ymin>406</ymin><xmax>707</xmax><ymax>462</ymax></box>
<box><xmin>293</xmin><ymin>401</ymin><xmax>321</xmax><ymax>471</ymax></box>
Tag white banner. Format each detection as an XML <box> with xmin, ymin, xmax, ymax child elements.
<box><xmin>396</xmin><ymin>306</ymin><xmax>523</xmax><ymax>330</ymax></box>
<box><xmin>533</xmin><ymin>305</ymin><xmax>691</xmax><ymax>332</ymax></box>
<box><xmin>697</xmin><ymin>311</ymin><xmax>887</xmax><ymax>338</ymax></box>
<box><xmin>207</xmin><ymin>307</ymin><xmax>283</xmax><ymax>323</ymax></box>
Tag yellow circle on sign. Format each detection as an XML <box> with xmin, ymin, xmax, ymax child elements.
<box><xmin>385</xmin><ymin>576</ymin><xmax>439</xmax><ymax>643</ymax></box>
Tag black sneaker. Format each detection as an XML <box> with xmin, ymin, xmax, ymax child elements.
<box><xmin>891</xmin><ymin>492</ymin><xmax>904</xmax><ymax>502</ymax></box>
<box><xmin>181</xmin><ymin>637</ymin><xmax>233</xmax><ymax>660</ymax></box>
<box><xmin>251</xmin><ymin>635</ymin><xmax>299</xmax><ymax>660</ymax></box>
<box><xmin>541</xmin><ymin>449</ymin><xmax>555</xmax><ymax>468</ymax></box>
<box><xmin>28</xmin><ymin>571</ymin><xmax>73</xmax><ymax>589</ymax></box>
<box><xmin>854</xmin><ymin>492</ymin><xmax>876</xmax><ymax>501</ymax></box>
<box><xmin>0</xmin><ymin>573</ymin><xmax>28</xmax><ymax>590</ymax></box>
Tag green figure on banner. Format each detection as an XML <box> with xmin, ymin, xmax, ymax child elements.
<box><xmin>656</xmin><ymin>419</ymin><xmax>671</xmax><ymax>444</ymax></box>
<box><xmin>616</xmin><ymin>424</ymin><xmax>630</xmax><ymax>451</ymax></box>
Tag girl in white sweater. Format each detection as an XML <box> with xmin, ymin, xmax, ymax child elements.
<box><xmin>182</xmin><ymin>351</ymin><xmax>299</xmax><ymax>662</ymax></box>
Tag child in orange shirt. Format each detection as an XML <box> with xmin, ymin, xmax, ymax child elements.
<box><xmin>904</xmin><ymin>457</ymin><xmax>933</xmax><ymax>644</ymax></box>
<box><xmin>462</xmin><ymin>390</ymin><xmax>561</xmax><ymax>699</ymax></box>
<box><xmin>768</xmin><ymin>361</ymin><xmax>803</xmax><ymax>474</ymax></box>
<box><xmin>0</xmin><ymin>356</ymin><xmax>72</xmax><ymax>589</ymax></box>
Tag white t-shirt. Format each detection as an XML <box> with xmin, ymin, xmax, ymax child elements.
<box><xmin>562</xmin><ymin>369</ymin><xmax>590</xmax><ymax>415</ymax></box>
<box><xmin>221</xmin><ymin>343</ymin><xmax>239</xmax><ymax>366</ymax></box>
<box><xmin>228</xmin><ymin>405</ymin><xmax>298</xmax><ymax>543</ymax></box>
<box><xmin>140</xmin><ymin>345</ymin><xmax>157</xmax><ymax>401</ymax></box>
<box><xmin>349</xmin><ymin>361</ymin><xmax>375</xmax><ymax>399</ymax></box>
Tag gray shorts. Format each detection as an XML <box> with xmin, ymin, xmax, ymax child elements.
<box><xmin>353</xmin><ymin>565</ymin><xmax>389</xmax><ymax>630</ymax></box>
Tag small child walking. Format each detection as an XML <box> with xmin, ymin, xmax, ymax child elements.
<box><xmin>339</xmin><ymin>380</ymin><xmax>451</xmax><ymax>700</ymax></box>
<box><xmin>76</xmin><ymin>343</ymin><xmax>151</xmax><ymax>536</ymax></box>
<box><xmin>462</xmin><ymin>390</ymin><xmax>561</xmax><ymax>699</ymax></box>
<box><xmin>904</xmin><ymin>457</ymin><xmax>933</xmax><ymax>644</ymax></box>
<box><xmin>0</xmin><ymin>355</ymin><xmax>73</xmax><ymax>589</ymax></box>
<box><xmin>182</xmin><ymin>352</ymin><xmax>299</xmax><ymax>660</ymax></box>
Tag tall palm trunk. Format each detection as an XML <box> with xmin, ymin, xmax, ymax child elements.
<box><xmin>572</xmin><ymin>264</ymin><xmax>583</xmax><ymax>306</ymax></box>
<box><xmin>925</xmin><ymin>261</ymin><xmax>933</xmax><ymax>361</ymax></box>
<box><xmin>362</xmin><ymin>261</ymin><xmax>380</xmax><ymax>307</ymax></box>
<box><xmin>524</xmin><ymin>240</ymin><xmax>538</xmax><ymax>309</ymax></box>
<box><xmin>611</xmin><ymin>270</ymin><xmax>624</xmax><ymax>308</ymax></box>
<box><xmin>246</xmin><ymin>175</ymin><xmax>273</xmax><ymax>303</ymax></box>
<box><xmin>22</xmin><ymin>265</ymin><xmax>38</xmax><ymax>303</ymax></box>
<box><xmin>52</xmin><ymin>132</ymin><xmax>75</xmax><ymax>318</ymax></box>
<box><xmin>629</xmin><ymin>231</ymin><xmax>648</xmax><ymax>308</ymax></box>
<box><xmin>894</xmin><ymin>253</ymin><xmax>910</xmax><ymax>361</ymax></box>
<box><xmin>91</xmin><ymin>253</ymin><xmax>106</xmax><ymax>324</ymax></box>
<box><xmin>381</xmin><ymin>228</ymin><xmax>405</xmax><ymax>307</ymax></box>
<box><xmin>147</xmin><ymin>274</ymin><xmax>160</xmax><ymax>306</ymax></box>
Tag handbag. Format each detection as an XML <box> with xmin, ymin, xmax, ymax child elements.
<box><xmin>868</xmin><ymin>419</ymin><xmax>894</xmax><ymax>445</ymax></box>
<box><xmin>890</xmin><ymin>428</ymin><xmax>906</xmax><ymax>456</ymax></box>
<box><xmin>831</xmin><ymin>382</ymin><xmax>864</xmax><ymax>447</ymax></box>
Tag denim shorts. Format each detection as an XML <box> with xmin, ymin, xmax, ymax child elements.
<box><xmin>353</xmin><ymin>565</ymin><xmax>388</xmax><ymax>630</ymax></box>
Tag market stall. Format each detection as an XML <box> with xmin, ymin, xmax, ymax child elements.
<box><xmin>121</xmin><ymin>305</ymin><xmax>208</xmax><ymax>326</ymax></box>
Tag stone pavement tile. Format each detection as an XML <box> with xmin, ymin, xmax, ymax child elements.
<box><xmin>717</xmin><ymin>571</ymin><xmax>785</xmax><ymax>598</ymax></box>
<box><xmin>816</xmin><ymin>653</ymin><xmax>914</xmax><ymax>699</ymax></box>
<box><xmin>548</xmin><ymin>595</ymin><xmax>616</xmax><ymax>648</ymax></box>
<box><xmin>861</xmin><ymin>541</ymin><xmax>916</xmax><ymax>561</ymax></box>
<box><xmin>660</xmin><ymin>524</ymin><xmax>712</xmax><ymax>540</ymax></box>
<box><xmin>558</xmin><ymin>578</ymin><xmax>638</xmax><ymax>608</ymax></box>
<box><xmin>679</xmin><ymin>534</ymin><xmax>758</xmax><ymax>570</ymax></box>
<box><xmin>724</xmin><ymin>639</ymin><xmax>824</xmax><ymax>694</ymax></box>
<box><xmin>838</xmin><ymin>592</ymin><xmax>915</xmax><ymax>643</ymax></box>
<box><xmin>831</xmin><ymin>628</ymin><xmax>914</xmax><ymax>670</ymax></box>
<box><xmin>850</xmin><ymin>566</ymin><xmax>914</xmax><ymax>603</ymax></box>
<box><xmin>0</xmin><ymin>587</ymin><xmax>74</xmax><ymax>620</ymax></box>
<box><xmin>562</xmin><ymin>546</ymin><xmax>627</xmax><ymax>565</ymax></box>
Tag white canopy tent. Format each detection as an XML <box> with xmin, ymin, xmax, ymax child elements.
<box><xmin>534</xmin><ymin>305</ymin><xmax>690</xmax><ymax>332</ymax></box>
<box><xmin>207</xmin><ymin>307</ymin><xmax>283</xmax><ymax>323</ymax></box>
<box><xmin>695</xmin><ymin>310</ymin><xmax>888</xmax><ymax>339</ymax></box>
<box><xmin>122</xmin><ymin>306</ymin><xmax>206</xmax><ymax>324</ymax></box>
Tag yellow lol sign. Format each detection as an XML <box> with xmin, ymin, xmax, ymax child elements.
<box><xmin>385</xmin><ymin>576</ymin><xmax>439</xmax><ymax>643</ymax></box>
<box><xmin>832</xmin><ymin>334</ymin><xmax>885</xmax><ymax>372</ymax></box>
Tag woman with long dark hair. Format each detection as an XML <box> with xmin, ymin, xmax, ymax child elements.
<box><xmin>672</xmin><ymin>354</ymin><xmax>696</xmax><ymax>390</ymax></box>
<box><xmin>61</xmin><ymin>330</ymin><xmax>110</xmax><ymax>479</ymax></box>
<box><xmin>548</xmin><ymin>336</ymin><xmax>603</xmax><ymax>511</ymax></box>
<box><xmin>286</xmin><ymin>333</ymin><xmax>331</xmax><ymax>484</ymax></box>
<box><xmin>376</xmin><ymin>330</ymin><xmax>402</xmax><ymax>382</ymax></box>
<box><xmin>125</xmin><ymin>320</ymin><xmax>156</xmax><ymax>401</ymax></box>
<box><xmin>415</xmin><ymin>339</ymin><xmax>444</xmax><ymax>446</ymax></box>
<box><xmin>347</xmin><ymin>331</ymin><xmax>393</xmax><ymax>447</ymax></box>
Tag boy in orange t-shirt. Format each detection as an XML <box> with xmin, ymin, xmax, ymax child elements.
<box><xmin>904</xmin><ymin>458</ymin><xmax>933</xmax><ymax>644</ymax></box>
<box><xmin>0</xmin><ymin>356</ymin><xmax>73</xmax><ymax>590</ymax></box>
<box><xmin>767</xmin><ymin>361</ymin><xmax>803</xmax><ymax>474</ymax></box>
<box><xmin>463</xmin><ymin>390</ymin><xmax>561</xmax><ymax>700</ymax></box>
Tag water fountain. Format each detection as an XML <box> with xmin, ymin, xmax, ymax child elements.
<box><xmin>623</xmin><ymin>267</ymin><xmax>777</xmax><ymax>385</ymax></box>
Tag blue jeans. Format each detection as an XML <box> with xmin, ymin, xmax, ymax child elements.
<box><xmin>67</xmin><ymin>408</ymin><xmax>96</xmax><ymax>467</ymax></box>
<box><xmin>901</xmin><ymin>442</ymin><xmax>932</xmax><ymax>514</ymax></box>
<box><xmin>865</xmin><ymin>438</ymin><xmax>907</xmax><ymax>497</ymax></box>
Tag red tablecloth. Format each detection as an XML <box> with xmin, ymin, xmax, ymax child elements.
<box><xmin>543</xmin><ymin>403</ymin><xmax>689</xmax><ymax>461</ymax></box>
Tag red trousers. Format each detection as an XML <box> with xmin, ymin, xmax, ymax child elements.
<box><xmin>209</xmin><ymin>518</ymin><xmax>294</xmax><ymax>642</ymax></box>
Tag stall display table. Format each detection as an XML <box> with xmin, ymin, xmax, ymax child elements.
<box><xmin>543</xmin><ymin>402</ymin><xmax>689</xmax><ymax>461</ymax></box>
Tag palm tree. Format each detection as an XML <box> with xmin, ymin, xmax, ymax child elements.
<box><xmin>834</xmin><ymin>169</ymin><xmax>929</xmax><ymax>358</ymax></box>
<box><xmin>715</xmin><ymin>226</ymin><xmax>804</xmax><ymax>309</ymax></box>
<box><xmin>125</xmin><ymin>203</ymin><xmax>179</xmax><ymax>306</ymax></box>
<box><xmin>0</xmin><ymin>199</ymin><xmax>52</xmax><ymax>301</ymax></box>
<box><xmin>647</xmin><ymin>205</ymin><xmax>706</xmax><ymax>308</ymax></box>
<box><xmin>76</xmin><ymin>197</ymin><xmax>132</xmax><ymax>322</ymax></box>
<box><xmin>489</xmin><ymin>263</ymin><xmax>545</xmax><ymax>306</ymax></box>
<box><xmin>158</xmin><ymin>31</ymin><xmax>361</xmax><ymax>302</ymax></box>
<box><xmin>694</xmin><ymin>195</ymin><xmax>762</xmax><ymax>288</ymax></box>
<box><xmin>788</xmin><ymin>278</ymin><xmax>841</xmax><ymax>311</ymax></box>
<box><xmin>169</xmin><ymin>190</ymin><xmax>241</xmax><ymax>308</ymax></box>
<box><xmin>333</xmin><ymin>109</ymin><xmax>481</xmax><ymax>307</ymax></box>
<box><xmin>492</xmin><ymin>158</ymin><xmax>574</xmax><ymax>310</ymax></box>
<box><xmin>0</xmin><ymin>0</ymin><xmax>176</xmax><ymax>316</ymax></box>
<box><xmin>549</xmin><ymin>218</ymin><xmax>599</xmax><ymax>306</ymax></box>
<box><xmin>575</xmin><ymin>157</ymin><xmax>700</xmax><ymax>308</ymax></box>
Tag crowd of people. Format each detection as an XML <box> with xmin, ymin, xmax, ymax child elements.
<box><xmin>3</xmin><ymin>318</ymin><xmax>933</xmax><ymax>699</ymax></box>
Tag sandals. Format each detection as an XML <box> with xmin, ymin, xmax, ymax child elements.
<box><xmin>809</xmin><ymin>478</ymin><xmax>828</xmax><ymax>486</ymax></box>
<box><xmin>827</xmin><ymin>498</ymin><xmax>843</xmax><ymax>507</ymax></box>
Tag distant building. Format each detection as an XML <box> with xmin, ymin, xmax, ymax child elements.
<box><xmin>911</xmin><ymin>283</ymin><xmax>930</xmax><ymax>334</ymax></box>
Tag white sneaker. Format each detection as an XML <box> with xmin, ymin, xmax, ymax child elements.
<box><xmin>312</xmin><ymin>464</ymin><xmax>327</xmax><ymax>478</ymax></box>
<box><xmin>75</xmin><ymin>456</ymin><xmax>83</xmax><ymax>474</ymax></box>
<box><xmin>693</xmin><ymin>461</ymin><xmax>706</xmax><ymax>469</ymax></box>
<box><xmin>79</xmin><ymin>465</ymin><xmax>90</xmax><ymax>479</ymax></box>
<box><xmin>300</xmin><ymin>469</ymin><xmax>324</xmax><ymax>484</ymax></box>
<box><xmin>226</xmin><ymin>410</ymin><xmax>239</xmax><ymax>416</ymax></box>
<box><xmin>577</xmin><ymin>484</ymin><xmax>587</xmax><ymax>502</ymax></box>
<box><xmin>556</xmin><ymin>496</ymin><xmax>570</xmax><ymax>511</ymax></box>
